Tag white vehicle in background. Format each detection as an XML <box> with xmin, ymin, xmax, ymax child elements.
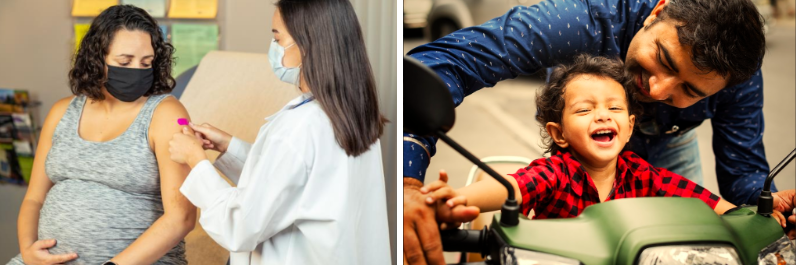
<box><xmin>425</xmin><ymin>0</ymin><xmax>775</xmax><ymax>42</ymax></box>
<box><xmin>425</xmin><ymin>0</ymin><xmax>541</xmax><ymax>41</ymax></box>
<box><xmin>404</xmin><ymin>0</ymin><xmax>433</xmax><ymax>29</ymax></box>
<box><xmin>754</xmin><ymin>0</ymin><xmax>776</xmax><ymax>34</ymax></box>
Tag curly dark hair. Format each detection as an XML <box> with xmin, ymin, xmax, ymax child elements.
<box><xmin>536</xmin><ymin>54</ymin><xmax>639</xmax><ymax>154</ymax></box>
<box><xmin>69</xmin><ymin>5</ymin><xmax>175</xmax><ymax>101</ymax></box>
<box><xmin>648</xmin><ymin>0</ymin><xmax>765</xmax><ymax>86</ymax></box>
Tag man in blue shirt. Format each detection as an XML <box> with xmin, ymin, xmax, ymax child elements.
<box><xmin>403</xmin><ymin>0</ymin><xmax>778</xmax><ymax>264</ymax></box>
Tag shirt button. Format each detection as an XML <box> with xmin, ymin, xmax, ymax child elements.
<box><xmin>665</xmin><ymin>125</ymin><xmax>679</xmax><ymax>134</ymax></box>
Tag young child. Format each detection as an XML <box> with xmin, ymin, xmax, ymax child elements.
<box><xmin>422</xmin><ymin>54</ymin><xmax>788</xmax><ymax>225</ymax></box>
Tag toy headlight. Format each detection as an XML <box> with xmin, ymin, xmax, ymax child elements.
<box><xmin>636</xmin><ymin>244</ymin><xmax>741</xmax><ymax>265</ymax></box>
<box><xmin>758</xmin><ymin>235</ymin><xmax>796</xmax><ymax>265</ymax></box>
<box><xmin>500</xmin><ymin>246</ymin><xmax>582</xmax><ymax>265</ymax></box>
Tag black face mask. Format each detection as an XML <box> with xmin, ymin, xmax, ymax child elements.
<box><xmin>104</xmin><ymin>65</ymin><xmax>154</xmax><ymax>102</ymax></box>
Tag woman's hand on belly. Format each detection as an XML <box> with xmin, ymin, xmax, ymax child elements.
<box><xmin>21</xmin><ymin>239</ymin><xmax>78</xmax><ymax>265</ymax></box>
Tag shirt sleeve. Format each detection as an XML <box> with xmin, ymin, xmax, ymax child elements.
<box><xmin>404</xmin><ymin>0</ymin><xmax>602</xmax><ymax>182</ymax></box>
<box><xmin>213</xmin><ymin>136</ymin><xmax>252</xmax><ymax>185</ymax></box>
<box><xmin>710</xmin><ymin>69</ymin><xmax>774</xmax><ymax>206</ymax></box>
<box><xmin>180</xmin><ymin>137</ymin><xmax>308</xmax><ymax>252</ymax></box>
<box><xmin>649</xmin><ymin>165</ymin><xmax>721</xmax><ymax>209</ymax></box>
<box><xmin>509</xmin><ymin>158</ymin><xmax>560</xmax><ymax>216</ymax></box>
<box><xmin>403</xmin><ymin>133</ymin><xmax>436</xmax><ymax>181</ymax></box>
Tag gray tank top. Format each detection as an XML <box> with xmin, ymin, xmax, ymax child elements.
<box><xmin>7</xmin><ymin>94</ymin><xmax>186</xmax><ymax>265</ymax></box>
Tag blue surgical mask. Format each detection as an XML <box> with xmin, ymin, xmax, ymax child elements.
<box><xmin>268</xmin><ymin>38</ymin><xmax>302</xmax><ymax>86</ymax></box>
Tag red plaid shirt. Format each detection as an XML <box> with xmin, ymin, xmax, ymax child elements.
<box><xmin>510</xmin><ymin>151</ymin><xmax>720</xmax><ymax>219</ymax></box>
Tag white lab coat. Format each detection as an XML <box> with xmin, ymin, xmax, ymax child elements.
<box><xmin>180</xmin><ymin>93</ymin><xmax>390</xmax><ymax>265</ymax></box>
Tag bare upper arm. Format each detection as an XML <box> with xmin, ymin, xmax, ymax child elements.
<box><xmin>23</xmin><ymin>96</ymin><xmax>75</xmax><ymax>204</ymax></box>
<box><xmin>149</xmin><ymin>96</ymin><xmax>190</xmax><ymax>151</ymax></box>
<box><xmin>149</xmin><ymin>96</ymin><xmax>196</xmax><ymax>216</ymax></box>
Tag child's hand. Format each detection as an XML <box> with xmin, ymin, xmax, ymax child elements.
<box><xmin>420</xmin><ymin>170</ymin><xmax>480</xmax><ymax>229</ymax></box>
<box><xmin>421</xmin><ymin>170</ymin><xmax>466</xmax><ymax>207</ymax></box>
<box><xmin>772</xmin><ymin>210</ymin><xmax>788</xmax><ymax>228</ymax></box>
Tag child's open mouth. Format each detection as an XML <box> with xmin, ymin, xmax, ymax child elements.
<box><xmin>591</xmin><ymin>129</ymin><xmax>617</xmax><ymax>145</ymax></box>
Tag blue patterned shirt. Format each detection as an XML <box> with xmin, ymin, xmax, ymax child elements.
<box><xmin>404</xmin><ymin>0</ymin><xmax>775</xmax><ymax>205</ymax></box>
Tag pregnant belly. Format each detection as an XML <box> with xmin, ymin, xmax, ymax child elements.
<box><xmin>38</xmin><ymin>180</ymin><xmax>164</xmax><ymax>264</ymax></box>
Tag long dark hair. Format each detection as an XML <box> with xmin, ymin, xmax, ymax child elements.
<box><xmin>69</xmin><ymin>5</ymin><xmax>175</xmax><ymax>100</ymax></box>
<box><xmin>277</xmin><ymin>0</ymin><xmax>386</xmax><ymax>157</ymax></box>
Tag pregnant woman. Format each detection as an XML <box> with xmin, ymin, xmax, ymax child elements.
<box><xmin>8</xmin><ymin>5</ymin><xmax>195</xmax><ymax>265</ymax></box>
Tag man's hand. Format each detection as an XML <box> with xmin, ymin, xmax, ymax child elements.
<box><xmin>404</xmin><ymin>173</ymin><xmax>483</xmax><ymax>265</ymax></box>
<box><xmin>772</xmin><ymin>189</ymin><xmax>795</xmax><ymax>216</ymax></box>
<box><xmin>404</xmin><ymin>177</ymin><xmax>445</xmax><ymax>265</ymax></box>
<box><xmin>772</xmin><ymin>189</ymin><xmax>795</xmax><ymax>239</ymax></box>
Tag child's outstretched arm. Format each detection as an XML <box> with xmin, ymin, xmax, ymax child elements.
<box><xmin>640</xmin><ymin>155</ymin><xmax>790</xmax><ymax>228</ymax></box>
<box><xmin>713</xmin><ymin>198</ymin><xmax>736</xmax><ymax>215</ymax></box>
<box><xmin>423</xmin><ymin>170</ymin><xmax>523</xmax><ymax>213</ymax></box>
<box><xmin>715</xmin><ymin>199</ymin><xmax>788</xmax><ymax>227</ymax></box>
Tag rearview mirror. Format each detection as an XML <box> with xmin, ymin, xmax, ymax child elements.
<box><xmin>403</xmin><ymin>56</ymin><xmax>456</xmax><ymax>136</ymax></box>
<box><xmin>402</xmin><ymin>56</ymin><xmax>519</xmax><ymax>226</ymax></box>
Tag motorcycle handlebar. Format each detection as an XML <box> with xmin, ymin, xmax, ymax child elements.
<box><xmin>440</xmin><ymin>228</ymin><xmax>488</xmax><ymax>254</ymax></box>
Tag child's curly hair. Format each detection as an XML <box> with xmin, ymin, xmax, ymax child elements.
<box><xmin>536</xmin><ymin>54</ymin><xmax>640</xmax><ymax>154</ymax></box>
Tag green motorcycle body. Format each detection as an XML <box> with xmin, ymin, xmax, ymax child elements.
<box><xmin>487</xmin><ymin>197</ymin><xmax>786</xmax><ymax>264</ymax></box>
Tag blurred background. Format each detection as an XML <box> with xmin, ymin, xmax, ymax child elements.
<box><xmin>0</xmin><ymin>0</ymin><xmax>396</xmax><ymax>263</ymax></box>
<box><xmin>404</xmin><ymin>0</ymin><xmax>795</xmax><ymax>262</ymax></box>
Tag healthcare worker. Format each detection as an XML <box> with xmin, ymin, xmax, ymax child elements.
<box><xmin>166</xmin><ymin>0</ymin><xmax>390</xmax><ymax>264</ymax></box>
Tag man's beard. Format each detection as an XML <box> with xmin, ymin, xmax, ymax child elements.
<box><xmin>625</xmin><ymin>57</ymin><xmax>657</xmax><ymax>103</ymax></box>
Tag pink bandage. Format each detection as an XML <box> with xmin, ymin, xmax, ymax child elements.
<box><xmin>177</xmin><ymin>118</ymin><xmax>189</xmax><ymax>126</ymax></box>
